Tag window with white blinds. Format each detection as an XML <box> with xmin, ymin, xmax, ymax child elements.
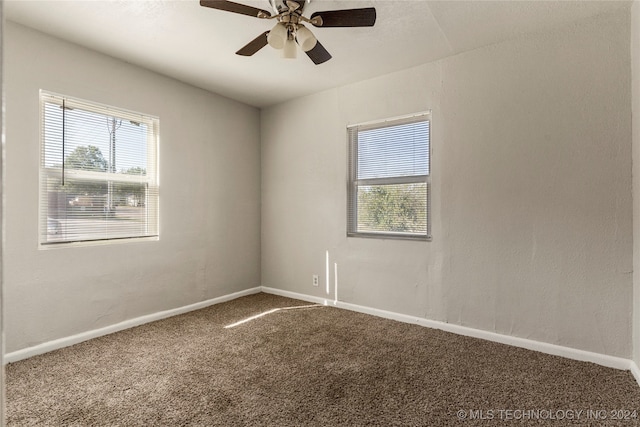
<box><xmin>40</xmin><ymin>92</ymin><xmax>159</xmax><ymax>246</ymax></box>
<box><xmin>347</xmin><ymin>112</ymin><xmax>431</xmax><ymax>240</ymax></box>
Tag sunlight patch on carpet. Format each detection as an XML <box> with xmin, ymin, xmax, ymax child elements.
<box><xmin>224</xmin><ymin>304</ymin><xmax>323</xmax><ymax>329</ymax></box>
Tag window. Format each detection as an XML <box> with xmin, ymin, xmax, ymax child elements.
<box><xmin>40</xmin><ymin>92</ymin><xmax>159</xmax><ymax>246</ymax></box>
<box><xmin>347</xmin><ymin>112</ymin><xmax>430</xmax><ymax>240</ymax></box>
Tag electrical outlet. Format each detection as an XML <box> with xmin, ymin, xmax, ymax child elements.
<box><xmin>312</xmin><ymin>275</ymin><xmax>319</xmax><ymax>287</ymax></box>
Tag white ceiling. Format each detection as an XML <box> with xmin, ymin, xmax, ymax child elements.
<box><xmin>5</xmin><ymin>0</ymin><xmax>631</xmax><ymax>108</ymax></box>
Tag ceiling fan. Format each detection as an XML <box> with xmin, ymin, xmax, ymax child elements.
<box><xmin>199</xmin><ymin>0</ymin><xmax>377</xmax><ymax>64</ymax></box>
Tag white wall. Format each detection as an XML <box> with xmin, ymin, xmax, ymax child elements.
<box><xmin>4</xmin><ymin>22</ymin><xmax>261</xmax><ymax>353</ymax></box>
<box><xmin>262</xmin><ymin>10</ymin><xmax>632</xmax><ymax>357</ymax></box>
<box><xmin>633</xmin><ymin>0</ymin><xmax>640</xmax><ymax>367</ymax></box>
<box><xmin>1</xmin><ymin>1</ymin><xmax>6</xmax><ymax>418</ymax></box>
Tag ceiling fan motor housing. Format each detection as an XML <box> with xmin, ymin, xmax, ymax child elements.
<box><xmin>269</xmin><ymin>0</ymin><xmax>308</xmax><ymax>14</ymax></box>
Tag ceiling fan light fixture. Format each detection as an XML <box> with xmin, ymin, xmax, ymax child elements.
<box><xmin>296</xmin><ymin>25</ymin><xmax>317</xmax><ymax>52</ymax></box>
<box><xmin>267</xmin><ymin>23</ymin><xmax>287</xmax><ymax>49</ymax></box>
<box><xmin>282</xmin><ymin>37</ymin><xmax>297</xmax><ymax>59</ymax></box>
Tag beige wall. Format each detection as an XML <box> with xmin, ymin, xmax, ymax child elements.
<box><xmin>1</xmin><ymin>0</ymin><xmax>5</xmax><ymax>418</ymax></box>
<box><xmin>261</xmin><ymin>10</ymin><xmax>633</xmax><ymax>357</ymax></box>
<box><xmin>633</xmin><ymin>0</ymin><xmax>640</xmax><ymax>367</ymax></box>
<box><xmin>4</xmin><ymin>22</ymin><xmax>262</xmax><ymax>353</ymax></box>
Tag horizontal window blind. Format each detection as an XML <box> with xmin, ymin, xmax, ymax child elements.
<box><xmin>40</xmin><ymin>92</ymin><xmax>159</xmax><ymax>245</ymax></box>
<box><xmin>357</xmin><ymin>120</ymin><xmax>429</xmax><ymax>179</ymax></box>
<box><xmin>348</xmin><ymin>113</ymin><xmax>430</xmax><ymax>240</ymax></box>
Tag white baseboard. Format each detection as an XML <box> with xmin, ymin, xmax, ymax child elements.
<box><xmin>260</xmin><ymin>286</ymin><xmax>633</xmax><ymax>373</ymax></box>
<box><xmin>630</xmin><ymin>361</ymin><xmax>640</xmax><ymax>386</ymax></box>
<box><xmin>6</xmin><ymin>284</ymin><xmax>639</xmax><ymax>387</ymax></box>
<box><xmin>261</xmin><ymin>286</ymin><xmax>331</xmax><ymax>306</ymax></box>
<box><xmin>4</xmin><ymin>287</ymin><xmax>261</xmax><ymax>364</ymax></box>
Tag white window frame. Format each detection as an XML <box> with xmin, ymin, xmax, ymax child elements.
<box><xmin>347</xmin><ymin>112</ymin><xmax>431</xmax><ymax>241</ymax></box>
<box><xmin>39</xmin><ymin>91</ymin><xmax>159</xmax><ymax>247</ymax></box>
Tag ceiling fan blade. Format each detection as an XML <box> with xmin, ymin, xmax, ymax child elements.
<box><xmin>236</xmin><ymin>31</ymin><xmax>270</xmax><ymax>56</ymax></box>
<box><xmin>304</xmin><ymin>40</ymin><xmax>332</xmax><ymax>65</ymax></box>
<box><xmin>310</xmin><ymin>8</ymin><xmax>376</xmax><ymax>27</ymax></box>
<box><xmin>200</xmin><ymin>0</ymin><xmax>271</xmax><ymax>18</ymax></box>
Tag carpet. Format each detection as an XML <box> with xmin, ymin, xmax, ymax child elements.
<box><xmin>6</xmin><ymin>293</ymin><xmax>640</xmax><ymax>426</ymax></box>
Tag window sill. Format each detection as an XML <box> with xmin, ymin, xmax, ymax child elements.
<box><xmin>347</xmin><ymin>232</ymin><xmax>431</xmax><ymax>242</ymax></box>
<box><xmin>39</xmin><ymin>235</ymin><xmax>159</xmax><ymax>250</ymax></box>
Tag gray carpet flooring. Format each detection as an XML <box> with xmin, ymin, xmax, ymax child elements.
<box><xmin>6</xmin><ymin>293</ymin><xmax>640</xmax><ymax>426</ymax></box>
